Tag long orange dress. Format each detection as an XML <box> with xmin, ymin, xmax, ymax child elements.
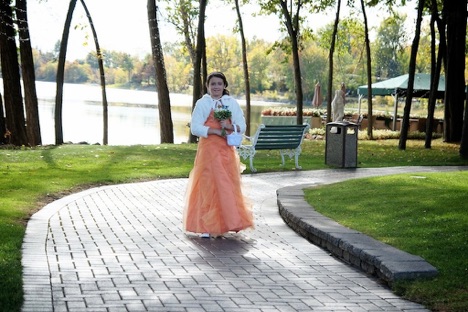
<box><xmin>183</xmin><ymin>110</ymin><xmax>254</xmax><ymax>236</ymax></box>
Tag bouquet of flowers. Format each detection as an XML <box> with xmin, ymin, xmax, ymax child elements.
<box><xmin>214</xmin><ymin>109</ymin><xmax>232</xmax><ymax>120</ymax></box>
<box><xmin>213</xmin><ymin>101</ymin><xmax>231</xmax><ymax>120</ymax></box>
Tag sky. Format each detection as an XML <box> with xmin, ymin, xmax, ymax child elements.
<box><xmin>27</xmin><ymin>0</ymin><xmax>418</xmax><ymax>60</ymax></box>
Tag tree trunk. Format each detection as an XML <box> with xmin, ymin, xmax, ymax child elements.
<box><xmin>279</xmin><ymin>0</ymin><xmax>303</xmax><ymax>125</ymax></box>
<box><xmin>168</xmin><ymin>0</ymin><xmax>197</xmax><ymax>67</ymax></box>
<box><xmin>460</xmin><ymin>85</ymin><xmax>468</xmax><ymax>158</ymax></box>
<box><xmin>360</xmin><ymin>0</ymin><xmax>373</xmax><ymax>139</ymax></box>
<box><xmin>55</xmin><ymin>0</ymin><xmax>78</xmax><ymax>145</ymax></box>
<box><xmin>425</xmin><ymin>0</ymin><xmax>445</xmax><ymax>149</ymax></box>
<box><xmin>202</xmin><ymin>36</ymin><xmax>207</xmax><ymax>94</ymax></box>
<box><xmin>0</xmin><ymin>95</ymin><xmax>5</xmax><ymax>144</ymax></box>
<box><xmin>16</xmin><ymin>0</ymin><xmax>42</xmax><ymax>146</ymax></box>
<box><xmin>291</xmin><ymin>34</ymin><xmax>303</xmax><ymax>125</ymax></box>
<box><xmin>148</xmin><ymin>0</ymin><xmax>174</xmax><ymax>143</ymax></box>
<box><xmin>234</xmin><ymin>0</ymin><xmax>251</xmax><ymax>136</ymax></box>
<box><xmin>190</xmin><ymin>0</ymin><xmax>207</xmax><ymax>143</ymax></box>
<box><xmin>456</xmin><ymin>0</ymin><xmax>468</xmax><ymax>156</ymax></box>
<box><xmin>180</xmin><ymin>1</ymin><xmax>197</xmax><ymax>66</ymax></box>
<box><xmin>399</xmin><ymin>0</ymin><xmax>424</xmax><ymax>150</ymax></box>
<box><xmin>444</xmin><ymin>0</ymin><xmax>466</xmax><ymax>143</ymax></box>
<box><xmin>326</xmin><ymin>0</ymin><xmax>341</xmax><ymax>124</ymax></box>
<box><xmin>0</xmin><ymin>0</ymin><xmax>28</xmax><ymax>146</ymax></box>
<box><xmin>80</xmin><ymin>0</ymin><xmax>109</xmax><ymax>145</ymax></box>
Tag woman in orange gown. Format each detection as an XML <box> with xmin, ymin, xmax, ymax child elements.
<box><xmin>183</xmin><ymin>72</ymin><xmax>254</xmax><ymax>237</ymax></box>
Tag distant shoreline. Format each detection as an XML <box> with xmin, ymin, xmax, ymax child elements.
<box><xmin>33</xmin><ymin>80</ymin><xmax>295</xmax><ymax>108</ymax></box>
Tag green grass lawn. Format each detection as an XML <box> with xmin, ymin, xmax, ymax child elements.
<box><xmin>304</xmin><ymin>172</ymin><xmax>468</xmax><ymax>312</ymax></box>
<box><xmin>1</xmin><ymin>138</ymin><xmax>467</xmax><ymax>311</ymax></box>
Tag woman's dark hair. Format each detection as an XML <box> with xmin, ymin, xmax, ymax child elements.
<box><xmin>206</xmin><ymin>72</ymin><xmax>230</xmax><ymax>95</ymax></box>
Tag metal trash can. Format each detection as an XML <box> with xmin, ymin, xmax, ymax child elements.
<box><xmin>325</xmin><ymin>122</ymin><xmax>358</xmax><ymax>168</ymax></box>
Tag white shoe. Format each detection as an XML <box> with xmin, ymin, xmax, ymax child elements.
<box><xmin>200</xmin><ymin>233</ymin><xmax>210</xmax><ymax>238</ymax></box>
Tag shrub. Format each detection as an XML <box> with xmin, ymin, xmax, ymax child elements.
<box><xmin>261</xmin><ymin>107</ymin><xmax>325</xmax><ymax>117</ymax></box>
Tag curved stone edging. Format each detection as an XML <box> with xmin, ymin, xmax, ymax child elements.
<box><xmin>277</xmin><ymin>185</ymin><xmax>438</xmax><ymax>285</ymax></box>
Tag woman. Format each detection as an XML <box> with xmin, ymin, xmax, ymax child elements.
<box><xmin>183</xmin><ymin>72</ymin><xmax>254</xmax><ymax>238</ymax></box>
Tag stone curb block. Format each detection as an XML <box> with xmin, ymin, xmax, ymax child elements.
<box><xmin>277</xmin><ymin>185</ymin><xmax>438</xmax><ymax>285</ymax></box>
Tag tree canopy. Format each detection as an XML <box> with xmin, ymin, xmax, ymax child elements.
<box><xmin>0</xmin><ymin>0</ymin><xmax>466</xmax><ymax>151</ymax></box>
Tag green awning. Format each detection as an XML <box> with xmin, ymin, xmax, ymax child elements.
<box><xmin>357</xmin><ymin>73</ymin><xmax>445</xmax><ymax>99</ymax></box>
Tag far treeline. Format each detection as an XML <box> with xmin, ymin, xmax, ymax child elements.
<box><xmin>0</xmin><ymin>0</ymin><xmax>467</xmax><ymax>157</ymax></box>
<box><xmin>37</xmin><ymin>13</ymin><xmax>463</xmax><ymax>104</ymax></box>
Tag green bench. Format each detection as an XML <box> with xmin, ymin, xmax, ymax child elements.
<box><xmin>237</xmin><ymin>123</ymin><xmax>310</xmax><ymax>172</ymax></box>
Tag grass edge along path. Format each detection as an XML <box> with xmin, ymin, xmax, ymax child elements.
<box><xmin>0</xmin><ymin>144</ymin><xmax>197</xmax><ymax>312</ymax></box>
<box><xmin>1</xmin><ymin>139</ymin><xmax>468</xmax><ymax>311</ymax></box>
<box><xmin>304</xmin><ymin>172</ymin><xmax>468</xmax><ymax>312</ymax></box>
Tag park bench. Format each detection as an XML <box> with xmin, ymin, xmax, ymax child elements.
<box><xmin>343</xmin><ymin>113</ymin><xmax>364</xmax><ymax>127</ymax></box>
<box><xmin>237</xmin><ymin>123</ymin><xmax>310</xmax><ymax>173</ymax></box>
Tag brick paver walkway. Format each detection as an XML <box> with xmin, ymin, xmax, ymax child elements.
<box><xmin>23</xmin><ymin>166</ymin><xmax>465</xmax><ymax>311</ymax></box>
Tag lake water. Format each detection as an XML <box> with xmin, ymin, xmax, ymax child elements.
<box><xmin>33</xmin><ymin>81</ymin><xmax>289</xmax><ymax>145</ymax></box>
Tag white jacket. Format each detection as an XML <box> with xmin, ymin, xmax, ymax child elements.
<box><xmin>190</xmin><ymin>94</ymin><xmax>246</xmax><ymax>138</ymax></box>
